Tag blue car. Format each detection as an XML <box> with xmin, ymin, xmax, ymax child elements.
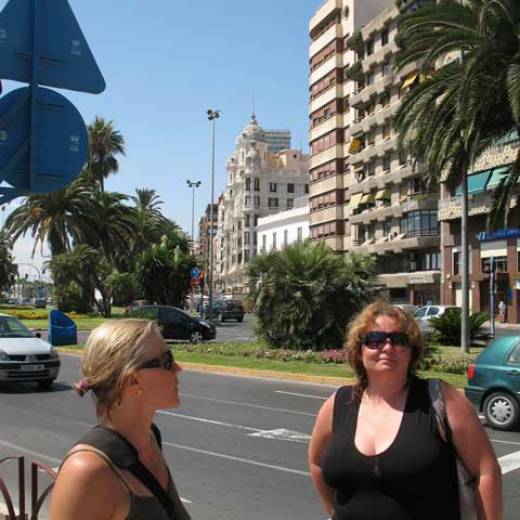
<box><xmin>465</xmin><ymin>336</ymin><xmax>520</xmax><ymax>431</ymax></box>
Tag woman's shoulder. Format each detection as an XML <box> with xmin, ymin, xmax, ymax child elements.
<box><xmin>60</xmin><ymin>446</ymin><xmax>121</xmax><ymax>485</ymax></box>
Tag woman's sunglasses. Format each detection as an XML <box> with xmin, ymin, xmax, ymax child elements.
<box><xmin>362</xmin><ymin>331</ymin><xmax>410</xmax><ymax>350</ymax></box>
<box><xmin>138</xmin><ymin>350</ymin><xmax>175</xmax><ymax>370</ymax></box>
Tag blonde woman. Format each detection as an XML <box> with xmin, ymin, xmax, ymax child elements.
<box><xmin>309</xmin><ymin>302</ymin><xmax>501</xmax><ymax>520</ymax></box>
<box><xmin>50</xmin><ymin>319</ymin><xmax>190</xmax><ymax>520</ymax></box>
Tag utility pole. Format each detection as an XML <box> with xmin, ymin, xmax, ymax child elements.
<box><xmin>186</xmin><ymin>179</ymin><xmax>201</xmax><ymax>255</ymax></box>
<box><xmin>206</xmin><ymin>109</ymin><xmax>220</xmax><ymax>320</ymax></box>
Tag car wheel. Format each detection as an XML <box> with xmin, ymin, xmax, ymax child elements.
<box><xmin>38</xmin><ymin>379</ymin><xmax>55</xmax><ymax>390</ymax></box>
<box><xmin>483</xmin><ymin>391</ymin><xmax>520</xmax><ymax>431</ymax></box>
<box><xmin>190</xmin><ymin>331</ymin><xmax>204</xmax><ymax>344</ymax></box>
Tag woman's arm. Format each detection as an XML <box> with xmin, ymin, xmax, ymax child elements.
<box><xmin>308</xmin><ymin>393</ymin><xmax>336</xmax><ymax>517</ymax></box>
<box><xmin>50</xmin><ymin>452</ymin><xmax>127</xmax><ymax>520</ymax></box>
<box><xmin>442</xmin><ymin>382</ymin><xmax>502</xmax><ymax>520</ymax></box>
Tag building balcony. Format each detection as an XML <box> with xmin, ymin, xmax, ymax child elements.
<box><xmin>309</xmin><ymin>0</ymin><xmax>341</xmax><ymax>35</ymax></box>
<box><xmin>350</xmin><ymin>82</ymin><xmax>379</xmax><ymax>107</ymax></box>
<box><xmin>349</xmin><ymin>172</ymin><xmax>387</xmax><ymax>195</ymax></box>
<box><xmin>375</xmin><ymin>270</ymin><xmax>441</xmax><ymax>289</ymax></box>
<box><xmin>310</xmin><ymin>174</ymin><xmax>342</xmax><ymax>196</ymax></box>
<box><xmin>389</xmin><ymin>163</ymin><xmax>420</xmax><ymax>183</ymax></box>
<box><xmin>437</xmin><ymin>193</ymin><xmax>495</xmax><ymax>221</ymax></box>
<box><xmin>351</xmin><ymin>232</ymin><xmax>440</xmax><ymax>255</ymax></box>
<box><xmin>323</xmin><ymin>235</ymin><xmax>344</xmax><ymax>251</ymax></box>
<box><xmin>349</xmin><ymin>136</ymin><xmax>398</xmax><ymax>165</ymax></box>
<box><xmin>349</xmin><ymin>101</ymin><xmax>400</xmax><ymax>136</ymax></box>
<box><xmin>309</xmin><ymin>53</ymin><xmax>343</xmax><ymax>86</ymax></box>
<box><xmin>310</xmin><ymin>23</ymin><xmax>342</xmax><ymax>57</ymax></box>
<box><xmin>310</xmin><ymin>205</ymin><xmax>343</xmax><ymax>225</ymax></box>
<box><xmin>309</xmin><ymin>114</ymin><xmax>343</xmax><ymax>143</ymax></box>
<box><xmin>310</xmin><ymin>144</ymin><xmax>343</xmax><ymax>168</ymax></box>
<box><xmin>401</xmin><ymin>193</ymin><xmax>439</xmax><ymax>213</ymax></box>
<box><xmin>361</xmin><ymin>40</ymin><xmax>399</xmax><ymax>72</ymax></box>
<box><xmin>309</xmin><ymin>84</ymin><xmax>342</xmax><ymax>114</ymax></box>
<box><xmin>349</xmin><ymin>203</ymin><xmax>402</xmax><ymax>224</ymax></box>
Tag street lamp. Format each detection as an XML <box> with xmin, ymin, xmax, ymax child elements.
<box><xmin>186</xmin><ymin>179</ymin><xmax>202</xmax><ymax>255</ymax></box>
<box><xmin>16</xmin><ymin>263</ymin><xmax>45</xmax><ymax>300</ymax></box>
<box><xmin>206</xmin><ymin>109</ymin><xmax>220</xmax><ymax>319</ymax></box>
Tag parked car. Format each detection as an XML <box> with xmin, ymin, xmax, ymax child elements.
<box><xmin>125</xmin><ymin>299</ymin><xmax>151</xmax><ymax>314</ymax></box>
<box><xmin>465</xmin><ymin>335</ymin><xmax>520</xmax><ymax>431</ymax></box>
<box><xmin>0</xmin><ymin>313</ymin><xmax>61</xmax><ymax>389</ymax></box>
<box><xmin>210</xmin><ymin>299</ymin><xmax>245</xmax><ymax>322</ymax></box>
<box><xmin>127</xmin><ymin>305</ymin><xmax>216</xmax><ymax>343</ymax></box>
<box><xmin>414</xmin><ymin>305</ymin><xmax>460</xmax><ymax>336</ymax></box>
<box><xmin>394</xmin><ymin>304</ymin><xmax>418</xmax><ymax>315</ymax></box>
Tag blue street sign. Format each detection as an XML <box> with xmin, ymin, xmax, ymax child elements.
<box><xmin>0</xmin><ymin>0</ymin><xmax>105</xmax><ymax>94</ymax></box>
<box><xmin>0</xmin><ymin>86</ymin><xmax>88</xmax><ymax>203</ymax></box>
<box><xmin>191</xmin><ymin>267</ymin><xmax>201</xmax><ymax>278</ymax></box>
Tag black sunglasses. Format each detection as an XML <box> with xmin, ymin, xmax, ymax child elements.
<box><xmin>362</xmin><ymin>331</ymin><xmax>410</xmax><ymax>349</ymax></box>
<box><xmin>138</xmin><ymin>350</ymin><xmax>175</xmax><ymax>370</ymax></box>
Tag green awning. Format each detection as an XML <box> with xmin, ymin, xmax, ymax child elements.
<box><xmin>486</xmin><ymin>165</ymin><xmax>511</xmax><ymax>190</ymax></box>
<box><xmin>350</xmin><ymin>192</ymin><xmax>364</xmax><ymax>209</ymax></box>
<box><xmin>361</xmin><ymin>192</ymin><xmax>376</xmax><ymax>204</ymax></box>
<box><xmin>456</xmin><ymin>169</ymin><xmax>492</xmax><ymax>196</ymax></box>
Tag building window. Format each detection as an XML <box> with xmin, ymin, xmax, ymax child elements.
<box><xmin>245</xmin><ymin>214</ymin><xmax>250</xmax><ymax>227</ymax></box>
<box><xmin>262</xmin><ymin>234</ymin><xmax>266</xmax><ymax>252</ymax></box>
<box><xmin>383</xmin><ymin>219</ymin><xmax>392</xmax><ymax>236</ymax></box>
<box><xmin>254</xmin><ymin>231</ymin><xmax>257</xmax><ymax>245</ymax></box>
<box><xmin>381</xmin><ymin>29</ymin><xmax>389</xmax><ymax>46</ymax></box>
<box><xmin>365</xmin><ymin>39</ymin><xmax>374</xmax><ymax>56</ymax></box>
<box><xmin>287</xmin><ymin>198</ymin><xmax>294</xmax><ymax>209</ymax></box>
<box><xmin>287</xmin><ymin>183</ymin><xmax>294</xmax><ymax>193</ymax></box>
<box><xmin>272</xmin><ymin>232</ymin><xmax>277</xmax><ymax>250</ymax></box>
<box><xmin>284</xmin><ymin>229</ymin><xmax>288</xmax><ymax>246</ymax></box>
<box><xmin>244</xmin><ymin>195</ymin><xmax>250</xmax><ymax>207</ymax></box>
<box><xmin>254</xmin><ymin>214</ymin><xmax>259</xmax><ymax>226</ymax></box>
<box><xmin>297</xmin><ymin>227</ymin><xmax>303</xmax><ymax>242</ymax></box>
<box><xmin>482</xmin><ymin>256</ymin><xmax>508</xmax><ymax>273</ymax></box>
<box><xmin>383</xmin><ymin>154</ymin><xmax>391</xmax><ymax>172</ymax></box>
<box><xmin>244</xmin><ymin>232</ymin><xmax>250</xmax><ymax>245</ymax></box>
<box><xmin>268</xmin><ymin>197</ymin><xmax>279</xmax><ymax>208</ymax></box>
<box><xmin>269</xmin><ymin>182</ymin><xmax>277</xmax><ymax>192</ymax></box>
<box><xmin>245</xmin><ymin>177</ymin><xmax>251</xmax><ymax>191</ymax></box>
<box><xmin>305</xmin><ymin>184</ymin><xmax>309</xmax><ymax>194</ymax></box>
<box><xmin>400</xmin><ymin>210</ymin><xmax>438</xmax><ymax>236</ymax></box>
<box><xmin>380</xmin><ymin>91</ymin><xmax>390</xmax><ymax>106</ymax></box>
<box><xmin>254</xmin><ymin>196</ymin><xmax>260</xmax><ymax>207</ymax></box>
<box><xmin>254</xmin><ymin>177</ymin><xmax>260</xmax><ymax>191</ymax></box>
<box><xmin>244</xmin><ymin>250</ymin><xmax>250</xmax><ymax>263</ymax></box>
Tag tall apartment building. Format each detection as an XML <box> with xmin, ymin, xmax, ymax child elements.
<box><xmin>215</xmin><ymin>115</ymin><xmax>309</xmax><ymax>295</ymax></box>
<box><xmin>309</xmin><ymin>0</ymin><xmax>440</xmax><ymax>305</ymax></box>
<box><xmin>198</xmin><ymin>203</ymin><xmax>219</xmax><ymax>269</ymax></box>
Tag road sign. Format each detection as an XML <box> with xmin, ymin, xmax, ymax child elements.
<box><xmin>191</xmin><ymin>267</ymin><xmax>201</xmax><ymax>278</ymax></box>
<box><xmin>0</xmin><ymin>0</ymin><xmax>105</xmax><ymax>205</ymax></box>
<box><xmin>0</xmin><ymin>0</ymin><xmax>105</xmax><ymax>93</ymax></box>
<box><xmin>0</xmin><ymin>87</ymin><xmax>88</xmax><ymax>194</ymax></box>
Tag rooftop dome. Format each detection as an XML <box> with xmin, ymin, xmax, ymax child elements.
<box><xmin>239</xmin><ymin>114</ymin><xmax>266</xmax><ymax>142</ymax></box>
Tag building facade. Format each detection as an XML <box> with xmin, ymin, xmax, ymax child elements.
<box><xmin>257</xmin><ymin>196</ymin><xmax>310</xmax><ymax>255</ymax></box>
<box><xmin>215</xmin><ymin>115</ymin><xmax>309</xmax><ymax>295</ymax></box>
<box><xmin>309</xmin><ymin>0</ymin><xmax>441</xmax><ymax>305</ymax></box>
<box><xmin>197</xmin><ymin>203</ymin><xmax>218</xmax><ymax>270</ymax></box>
<box><xmin>439</xmin><ymin>132</ymin><xmax>520</xmax><ymax>323</ymax></box>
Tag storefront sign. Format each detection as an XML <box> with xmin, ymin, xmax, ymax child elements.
<box><xmin>408</xmin><ymin>273</ymin><xmax>435</xmax><ymax>284</ymax></box>
<box><xmin>478</xmin><ymin>228</ymin><xmax>520</xmax><ymax>242</ymax></box>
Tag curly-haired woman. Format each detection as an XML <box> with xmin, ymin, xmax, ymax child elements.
<box><xmin>308</xmin><ymin>302</ymin><xmax>501</xmax><ymax>520</ymax></box>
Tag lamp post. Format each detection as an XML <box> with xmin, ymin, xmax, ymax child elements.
<box><xmin>186</xmin><ymin>180</ymin><xmax>201</xmax><ymax>255</ymax></box>
<box><xmin>17</xmin><ymin>263</ymin><xmax>45</xmax><ymax>300</ymax></box>
<box><xmin>206</xmin><ymin>109</ymin><xmax>220</xmax><ymax>320</ymax></box>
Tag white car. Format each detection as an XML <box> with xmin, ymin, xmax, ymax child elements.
<box><xmin>0</xmin><ymin>313</ymin><xmax>60</xmax><ymax>389</ymax></box>
<box><xmin>414</xmin><ymin>305</ymin><xmax>460</xmax><ymax>336</ymax></box>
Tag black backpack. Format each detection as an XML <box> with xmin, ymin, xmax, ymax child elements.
<box><xmin>78</xmin><ymin>424</ymin><xmax>190</xmax><ymax>520</ymax></box>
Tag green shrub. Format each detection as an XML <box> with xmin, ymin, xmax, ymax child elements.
<box><xmin>429</xmin><ymin>309</ymin><xmax>490</xmax><ymax>345</ymax></box>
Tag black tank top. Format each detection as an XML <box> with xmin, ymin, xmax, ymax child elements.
<box><xmin>321</xmin><ymin>378</ymin><xmax>460</xmax><ymax>520</ymax></box>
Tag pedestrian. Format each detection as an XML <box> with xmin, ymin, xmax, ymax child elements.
<box><xmin>50</xmin><ymin>319</ymin><xmax>190</xmax><ymax>520</ymax></box>
<box><xmin>308</xmin><ymin>302</ymin><xmax>501</xmax><ymax>520</ymax></box>
<box><xmin>498</xmin><ymin>300</ymin><xmax>507</xmax><ymax>323</ymax></box>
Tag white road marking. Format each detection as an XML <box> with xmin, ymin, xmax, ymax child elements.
<box><xmin>180</xmin><ymin>497</ymin><xmax>192</xmax><ymax>504</ymax></box>
<box><xmin>491</xmin><ymin>438</ymin><xmax>520</xmax><ymax>446</ymax></box>
<box><xmin>249</xmin><ymin>428</ymin><xmax>311</xmax><ymax>443</ymax></box>
<box><xmin>181</xmin><ymin>393</ymin><xmax>317</xmax><ymax>417</ymax></box>
<box><xmin>163</xmin><ymin>441</ymin><xmax>309</xmax><ymax>477</ymax></box>
<box><xmin>158</xmin><ymin>410</ymin><xmax>261</xmax><ymax>433</ymax></box>
<box><xmin>275</xmin><ymin>390</ymin><xmax>327</xmax><ymax>400</ymax></box>
<box><xmin>498</xmin><ymin>450</ymin><xmax>520</xmax><ymax>474</ymax></box>
<box><xmin>0</xmin><ymin>439</ymin><xmax>60</xmax><ymax>465</ymax></box>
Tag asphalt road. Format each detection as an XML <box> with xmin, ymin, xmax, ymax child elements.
<box><xmin>1</xmin><ymin>354</ymin><xmax>520</xmax><ymax>519</ymax></box>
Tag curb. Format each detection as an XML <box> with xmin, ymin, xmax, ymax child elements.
<box><xmin>57</xmin><ymin>348</ymin><xmax>351</xmax><ymax>387</ymax></box>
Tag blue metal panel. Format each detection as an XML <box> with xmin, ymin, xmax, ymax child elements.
<box><xmin>0</xmin><ymin>0</ymin><xmax>105</xmax><ymax>94</ymax></box>
<box><xmin>0</xmin><ymin>86</ymin><xmax>87</xmax><ymax>196</ymax></box>
<box><xmin>486</xmin><ymin>165</ymin><xmax>511</xmax><ymax>190</ymax></box>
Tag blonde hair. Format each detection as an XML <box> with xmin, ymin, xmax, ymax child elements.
<box><xmin>345</xmin><ymin>302</ymin><xmax>423</xmax><ymax>401</ymax></box>
<box><xmin>75</xmin><ymin>319</ymin><xmax>161</xmax><ymax>417</ymax></box>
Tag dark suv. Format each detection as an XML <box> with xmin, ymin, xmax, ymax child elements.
<box><xmin>128</xmin><ymin>305</ymin><xmax>216</xmax><ymax>343</ymax></box>
<box><xmin>211</xmin><ymin>299</ymin><xmax>245</xmax><ymax>322</ymax></box>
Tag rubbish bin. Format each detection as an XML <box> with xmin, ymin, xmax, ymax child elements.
<box><xmin>48</xmin><ymin>309</ymin><xmax>78</xmax><ymax>346</ymax></box>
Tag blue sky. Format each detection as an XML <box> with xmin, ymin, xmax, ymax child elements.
<box><xmin>1</xmin><ymin>0</ymin><xmax>321</xmax><ymax>276</ymax></box>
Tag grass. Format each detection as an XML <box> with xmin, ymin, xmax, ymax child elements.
<box><xmin>58</xmin><ymin>340</ymin><xmax>471</xmax><ymax>388</ymax></box>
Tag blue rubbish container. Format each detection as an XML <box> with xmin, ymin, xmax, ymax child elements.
<box><xmin>48</xmin><ymin>309</ymin><xmax>78</xmax><ymax>346</ymax></box>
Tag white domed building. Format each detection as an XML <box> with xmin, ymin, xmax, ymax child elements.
<box><xmin>215</xmin><ymin>115</ymin><xmax>309</xmax><ymax>295</ymax></box>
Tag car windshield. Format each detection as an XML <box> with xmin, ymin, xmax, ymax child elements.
<box><xmin>0</xmin><ymin>316</ymin><xmax>34</xmax><ymax>338</ymax></box>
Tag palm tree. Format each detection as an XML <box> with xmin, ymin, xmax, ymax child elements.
<box><xmin>87</xmin><ymin>117</ymin><xmax>126</xmax><ymax>192</ymax></box>
<box><xmin>4</xmin><ymin>177</ymin><xmax>98</xmax><ymax>256</ymax></box>
<box><xmin>248</xmin><ymin>241</ymin><xmax>375</xmax><ymax>349</ymax></box>
<box><xmin>394</xmin><ymin>0</ymin><xmax>520</xmax><ymax>352</ymax></box>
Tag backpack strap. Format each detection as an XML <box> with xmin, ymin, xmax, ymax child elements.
<box><xmin>78</xmin><ymin>425</ymin><xmax>175</xmax><ymax>519</ymax></box>
<box><xmin>427</xmin><ymin>378</ymin><xmax>451</xmax><ymax>443</ymax></box>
